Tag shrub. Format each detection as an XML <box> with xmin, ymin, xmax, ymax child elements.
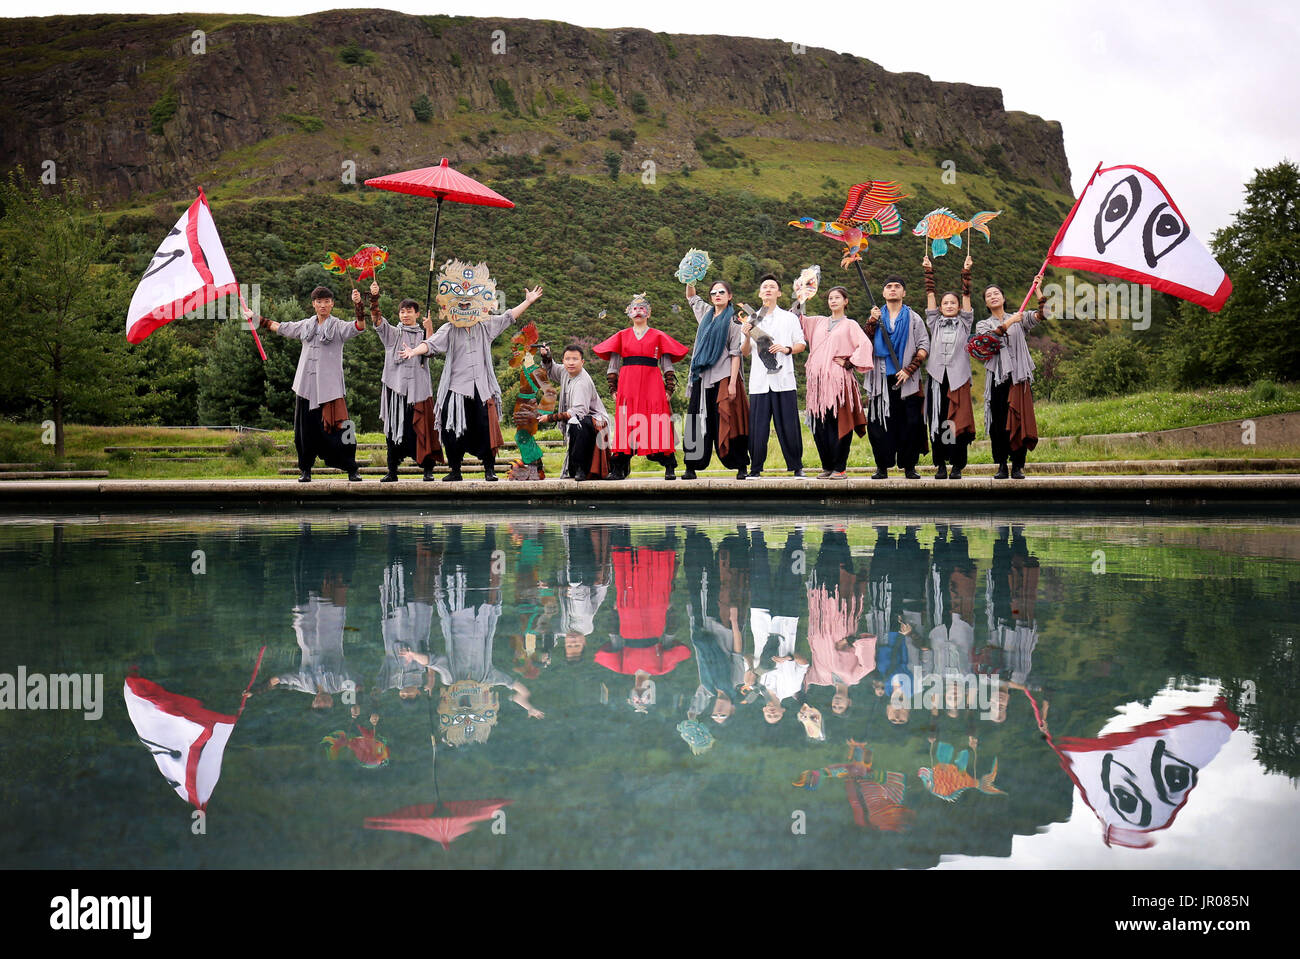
<box><xmin>339</xmin><ymin>41</ymin><xmax>375</xmax><ymax>66</ymax></box>
<box><xmin>1054</xmin><ymin>334</ymin><xmax>1151</xmax><ymax>400</ymax></box>
<box><xmin>412</xmin><ymin>94</ymin><xmax>434</xmax><ymax>122</ymax></box>
<box><xmin>628</xmin><ymin>91</ymin><xmax>648</xmax><ymax>114</ymax></box>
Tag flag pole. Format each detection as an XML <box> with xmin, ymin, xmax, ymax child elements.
<box><xmin>1014</xmin><ymin>161</ymin><xmax>1103</xmax><ymax>315</ymax></box>
<box><xmin>425</xmin><ymin>194</ymin><xmax>445</xmax><ymax>315</ymax></box>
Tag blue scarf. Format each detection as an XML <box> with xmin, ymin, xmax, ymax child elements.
<box><xmin>689</xmin><ymin>303</ymin><xmax>734</xmax><ymax>383</ymax></box>
<box><xmin>875</xmin><ymin>304</ymin><xmax>911</xmax><ymax>375</ymax></box>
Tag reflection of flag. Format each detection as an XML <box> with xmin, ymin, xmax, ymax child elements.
<box><xmin>125</xmin><ymin>188</ymin><xmax>266</xmax><ymax>358</ymax></box>
<box><xmin>1052</xmin><ymin>696</ymin><xmax>1238</xmax><ymax>848</ymax></box>
<box><xmin>1046</xmin><ymin>163</ymin><xmax>1231</xmax><ymax>311</ymax></box>
<box><xmin>122</xmin><ymin>647</ymin><xmax>265</xmax><ymax>810</ymax></box>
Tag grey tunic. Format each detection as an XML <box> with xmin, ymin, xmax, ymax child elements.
<box><xmin>276</xmin><ymin>315</ymin><xmax>364</xmax><ymax>409</ymax></box>
<box><xmin>687</xmin><ymin>294</ymin><xmax>743</xmax><ymax>388</ymax></box>
<box><xmin>543</xmin><ymin>358</ymin><xmax>608</xmax><ymax>422</ymax></box>
<box><xmin>925</xmin><ymin>308</ymin><xmax>975</xmax><ymax>433</ymax></box>
<box><xmin>974</xmin><ymin>308</ymin><xmax>1045</xmax><ymax>434</ymax></box>
<box><xmin>863</xmin><ymin>307</ymin><xmax>930</xmax><ymax>426</ymax></box>
<box><xmin>422</xmin><ymin>310</ymin><xmax>516</xmax><ymax>436</ymax></box>
<box><xmin>375</xmin><ymin>319</ymin><xmax>435</xmax><ymax>443</ymax></box>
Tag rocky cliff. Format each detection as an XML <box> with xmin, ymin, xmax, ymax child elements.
<box><xmin>0</xmin><ymin>11</ymin><xmax>1070</xmax><ymax>204</ymax></box>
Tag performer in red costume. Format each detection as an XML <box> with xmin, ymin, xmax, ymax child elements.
<box><xmin>593</xmin><ymin>293</ymin><xmax>689</xmax><ymax>481</ymax></box>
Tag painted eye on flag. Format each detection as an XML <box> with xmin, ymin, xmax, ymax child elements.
<box><xmin>1101</xmin><ymin>753</ymin><xmax>1152</xmax><ymax>827</ymax></box>
<box><xmin>1150</xmin><ymin>739</ymin><xmax>1198</xmax><ymax>805</ymax></box>
<box><xmin>1142</xmin><ymin>203</ymin><xmax>1190</xmax><ymax>268</ymax></box>
<box><xmin>1094</xmin><ymin>174</ymin><xmax>1142</xmax><ymax>253</ymax></box>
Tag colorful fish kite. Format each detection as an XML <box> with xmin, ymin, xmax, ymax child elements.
<box><xmin>918</xmin><ymin>741</ymin><xmax>1005</xmax><ymax>802</ymax></box>
<box><xmin>322</xmin><ymin>725</ymin><xmax>391</xmax><ymax>768</ymax></box>
<box><xmin>789</xmin><ymin>180</ymin><xmax>910</xmax><ymax>268</ymax></box>
<box><xmin>674</xmin><ymin>248</ymin><xmax>712</xmax><ymax>285</ymax></box>
<box><xmin>913</xmin><ymin>208</ymin><xmax>1001</xmax><ymax>257</ymax></box>
<box><xmin>322</xmin><ymin>244</ymin><xmax>389</xmax><ymax>282</ymax></box>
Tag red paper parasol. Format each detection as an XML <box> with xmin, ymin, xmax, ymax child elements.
<box><xmin>365</xmin><ymin>799</ymin><xmax>512</xmax><ymax>850</ymax></box>
<box><xmin>365</xmin><ymin>158</ymin><xmax>514</xmax><ymax>311</ymax></box>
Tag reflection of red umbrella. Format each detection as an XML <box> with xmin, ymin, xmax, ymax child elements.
<box><xmin>365</xmin><ymin>799</ymin><xmax>512</xmax><ymax>850</ymax></box>
<box><xmin>364</xmin><ymin>158</ymin><xmax>514</xmax><ymax>311</ymax></box>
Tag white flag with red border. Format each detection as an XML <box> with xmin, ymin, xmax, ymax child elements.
<box><xmin>1046</xmin><ymin>163</ymin><xmax>1232</xmax><ymax>312</ymax></box>
<box><xmin>126</xmin><ymin>187</ymin><xmax>262</xmax><ymax>352</ymax></box>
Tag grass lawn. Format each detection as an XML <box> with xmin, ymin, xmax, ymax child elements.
<box><xmin>1</xmin><ymin>385</ymin><xmax>1295</xmax><ymax>479</ymax></box>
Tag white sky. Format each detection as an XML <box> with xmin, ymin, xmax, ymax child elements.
<box><xmin>19</xmin><ymin>1</ymin><xmax>1299</xmax><ymax>235</ymax></box>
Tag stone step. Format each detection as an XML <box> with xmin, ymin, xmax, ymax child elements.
<box><xmin>0</xmin><ymin>470</ymin><xmax>111</xmax><ymax>480</ymax></box>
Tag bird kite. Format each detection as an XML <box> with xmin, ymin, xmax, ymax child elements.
<box><xmin>789</xmin><ymin>180</ymin><xmax>910</xmax><ymax>268</ymax></box>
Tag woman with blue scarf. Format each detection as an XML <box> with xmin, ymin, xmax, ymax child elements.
<box><xmin>682</xmin><ymin>280</ymin><xmax>749</xmax><ymax>480</ymax></box>
<box><xmin>864</xmin><ymin>275</ymin><xmax>930</xmax><ymax>480</ymax></box>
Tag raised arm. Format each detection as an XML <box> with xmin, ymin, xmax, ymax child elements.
<box><xmin>923</xmin><ymin>256</ymin><xmax>937</xmax><ymax>312</ymax></box>
<box><xmin>961</xmin><ymin>255</ymin><xmax>973</xmax><ymax>314</ymax></box>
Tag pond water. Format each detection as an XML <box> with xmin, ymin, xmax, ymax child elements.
<box><xmin>1</xmin><ymin>510</ymin><xmax>1296</xmax><ymax>870</ymax></box>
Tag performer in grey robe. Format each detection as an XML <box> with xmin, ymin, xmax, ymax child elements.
<box><xmin>400</xmin><ymin>285</ymin><xmax>544</xmax><ymax>482</ymax></box>
<box><xmin>553</xmin><ymin>524</ymin><xmax>612</xmax><ymax>662</ymax></box>
<box><xmin>354</xmin><ymin>282</ymin><xmax>442</xmax><ymax>482</ymax></box>
<box><xmin>537</xmin><ymin>344</ymin><xmax>610</xmax><ymax>481</ymax></box>
<box><xmin>974</xmin><ymin>278</ymin><xmax>1049</xmax><ymax>479</ymax></box>
<box><xmin>922</xmin><ymin>256</ymin><xmax>977</xmax><ymax>479</ymax></box>
<box><xmin>261</xmin><ymin>285</ymin><xmax>365</xmax><ymax>482</ymax></box>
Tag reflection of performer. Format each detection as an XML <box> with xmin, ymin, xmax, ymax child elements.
<box><xmin>554</xmin><ymin>524</ymin><xmax>612</xmax><ymax>663</ymax></box>
<box><xmin>684</xmin><ymin>527</ymin><xmax>754</xmax><ymax>726</ymax></box>
<box><xmin>595</xmin><ymin>527</ymin><xmax>688</xmax><ymax>682</ymax></box>
<box><xmin>986</xmin><ymin>525</ymin><xmax>1040</xmax><ymax>721</ymax></box>
<box><xmin>929</xmin><ymin>525</ymin><xmax>977</xmax><ymax>718</ymax></box>
<box><xmin>864</xmin><ymin>527</ymin><xmax>926</xmax><ymax>723</ymax></box>
<box><xmin>593</xmin><ymin>293</ymin><xmax>688</xmax><ymax>481</ymax></box>
<box><xmin>406</xmin><ymin>526</ymin><xmax>544</xmax><ymax>746</ymax></box>
<box><xmin>375</xmin><ymin>531</ymin><xmax>439</xmax><ymax>700</ymax></box>
<box><xmin>805</xmin><ymin>528</ymin><xmax>872</xmax><ymax>723</ymax></box>
<box><xmin>269</xmin><ymin>526</ymin><xmax>359</xmax><ymax>709</ymax></box>
<box><xmin>750</xmin><ymin>527</ymin><xmax>809</xmax><ymax>719</ymax></box>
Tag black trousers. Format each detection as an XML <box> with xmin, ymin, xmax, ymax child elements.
<box><xmin>386</xmin><ymin>398</ymin><xmax>436</xmax><ymax>472</ymax></box>
<box><xmin>684</xmin><ymin>381</ymin><xmax>747</xmax><ymax>472</ymax></box>
<box><xmin>867</xmin><ymin>382</ymin><xmax>925</xmax><ymax>471</ymax></box>
<box><xmin>610</xmin><ymin>451</ymin><xmax>677</xmax><ymax>474</ymax></box>
<box><xmin>441</xmin><ymin>391</ymin><xmax>495</xmax><ymax>471</ymax></box>
<box><xmin>810</xmin><ymin>412</ymin><xmax>852</xmax><ymax>473</ymax></box>
<box><xmin>988</xmin><ymin>378</ymin><xmax>1026</xmax><ymax>469</ymax></box>
<box><xmin>294</xmin><ymin>397</ymin><xmax>357</xmax><ymax>473</ymax></box>
<box><xmin>749</xmin><ymin>389</ymin><xmax>803</xmax><ymax>473</ymax></box>
<box><xmin>565</xmin><ymin>415</ymin><xmax>599</xmax><ymax>477</ymax></box>
<box><xmin>930</xmin><ymin>374</ymin><xmax>970</xmax><ymax>471</ymax></box>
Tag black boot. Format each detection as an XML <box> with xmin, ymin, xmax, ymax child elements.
<box><xmin>380</xmin><ymin>471</ymin><xmax>399</xmax><ymax>483</ymax></box>
<box><xmin>348</xmin><ymin>470</ymin><xmax>363</xmax><ymax>482</ymax></box>
<box><xmin>443</xmin><ymin>462</ymin><xmax>464</xmax><ymax>482</ymax></box>
<box><xmin>934</xmin><ymin>465</ymin><xmax>948</xmax><ymax>480</ymax></box>
<box><xmin>298</xmin><ymin>469</ymin><xmax>311</xmax><ymax>483</ymax></box>
<box><xmin>423</xmin><ymin>466</ymin><xmax>435</xmax><ymax>482</ymax></box>
<box><xmin>1011</xmin><ymin>466</ymin><xmax>1026</xmax><ymax>480</ymax></box>
<box><xmin>993</xmin><ymin>464</ymin><xmax>1009</xmax><ymax>480</ymax></box>
<box><xmin>483</xmin><ymin>465</ymin><xmax>498</xmax><ymax>482</ymax></box>
<box><xmin>664</xmin><ymin>464</ymin><xmax>675</xmax><ymax>481</ymax></box>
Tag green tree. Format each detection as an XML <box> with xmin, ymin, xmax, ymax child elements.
<box><xmin>197</xmin><ymin>316</ymin><xmax>269</xmax><ymax>427</ymax></box>
<box><xmin>1161</xmin><ymin>160</ymin><xmax>1300</xmax><ymax>386</ymax></box>
<box><xmin>603</xmin><ymin>150</ymin><xmax>622</xmax><ymax>180</ymax></box>
<box><xmin>0</xmin><ymin>171</ymin><xmax>140</xmax><ymax>456</ymax></box>
<box><xmin>411</xmin><ymin>94</ymin><xmax>434</xmax><ymax>122</ymax></box>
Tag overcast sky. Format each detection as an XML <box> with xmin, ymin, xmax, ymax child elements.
<box><xmin>19</xmin><ymin>1</ymin><xmax>1299</xmax><ymax>236</ymax></box>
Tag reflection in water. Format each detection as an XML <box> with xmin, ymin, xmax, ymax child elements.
<box><xmin>123</xmin><ymin>647</ymin><xmax>265</xmax><ymax>809</ymax></box>
<box><xmin>2</xmin><ymin>514</ymin><xmax>1296</xmax><ymax>869</ymax></box>
<box><xmin>1036</xmin><ymin>690</ymin><xmax>1239</xmax><ymax>848</ymax></box>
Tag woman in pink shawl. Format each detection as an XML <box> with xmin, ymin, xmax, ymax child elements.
<box><xmin>795</xmin><ymin>287</ymin><xmax>874</xmax><ymax>479</ymax></box>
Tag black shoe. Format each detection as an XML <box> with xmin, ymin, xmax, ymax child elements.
<box><xmin>736</xmin><ymin>470</ymin><xmax>747</xmax><ymax>481</ymax></box>
<box><xmin>348</xmin><ymin>471</ymin><xmax>363</xmax><ymax>482</ymax></box>
<box><xmin>573</xmin><ymin>470</ymin><xmax>588</xmax><ymax>482</ymax></box>
<box><xmin>443</xmin><ymin>470</ymin><xmax>463</xmax><ymax>483</ymax></box>
<box><xmin>748</xmin><ymin>472</ymin><xmax>762</xmax><ymax>479</ymax></box>
<box><xmin>682</xmin><ymin>469</ymin><xmax>697</xmax><ymax>480</ymax></box>
<box><xmin>423</xmin><ymin>468</ymin><xmax>435</xmax><ymax>482</ymax></box>
<box><xmin>792</xmin><ymin>469</ymin><xmax>807</xmax><ymax>478</ymax></box>
<box><xmin>298</xmin><ymin>470</ymin><xmax>311</xmax><ymax>483</ymax></box>
<box><xmin>484</xmin><ymin>467</ymin><xmax>498</xmax><ymax>482</ymax></box>
<box><xmin>380</xmin><ymin>471</ymin><xmax>399</xmax><ymax>483</ymax></box>
<box><xmin>871</xmin><ymin>469</ymin><xmax>888</xmax><ymax>480</ymax></box>
<box><xmin>934</xmin><ymin>466</ymin><xmax>948</xmax><ymax>480</ymax></box>
<box><xmin>993</xmin><ymin>465</ymin><xmax>1009</xmax><ymax>480</ymax></box>
<box><xmin>905</xmin><ymin>469</ymin><xmax>921</xmax><ymax>479</ymax></box>
<box><xmin>1011</xmin><ymin>467</ymin><xmax>1026</xmax><ymax>480</ymax></box>
<box><xmin>949</xmin><ymin>469</ymin><xmax>963</xmax><ymax>480</ymax></box>
<box><xmin>664</xmin><ymin>466</ymin><xmax>676</xmax><ymax>481</ymax></box>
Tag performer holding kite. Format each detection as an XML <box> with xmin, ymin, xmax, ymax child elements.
<box><xmin>973</xmin><ymin>277</ymin><xmax>1049</xmax><ymax>479</ymax></box>
<box><xmin>354</xmin><ymin>280</ymin><xmax>443</xmax><ymax>482</ymax></box>
<box><xmin>922</xmin><ymin>254</ymin><xmax>977</xmax><ymax>479</ymax></box>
